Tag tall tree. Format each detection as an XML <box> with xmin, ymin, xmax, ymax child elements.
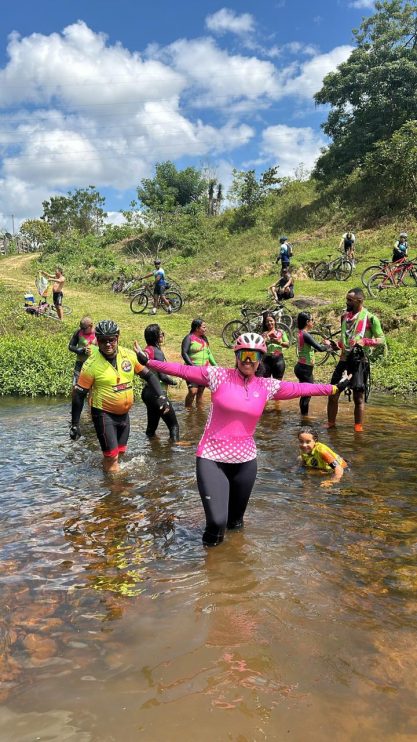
<box><xmin>314</xmin><ymin>0</ymin><xmax>417</xmax><ymax>183</ymax></box>
<box><xmin>137</xmin><ymin>162</ymin><xmax>208</xmax><ymax>212</ymax></box>
<box><xmin>41</xmin><ymin>186</ymin><xmax>107</xmax><ymax>235</ymax></box>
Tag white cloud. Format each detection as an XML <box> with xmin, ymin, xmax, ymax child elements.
<box><xmin>205</xmin><ymin>8</ymin><xmax>255</xmax><ymax>36</ymax></box>
<box><xmin>349</xmin><ymin>0</ymin><xmax>374</xmax><ymax>8</ymax></box>
<box><xmin>154</xmin><ymin>37</ymin><xmax>280</xmax><ymax>107</ymax></box>
<box><xmin>280</xmin><ymin>45</ymin><xmax>353</xmax><ymax>98</ymax></box>
<box><xmin>261</xmin><ymin>124</ymin><xmax>326</xmax><ymax>176</ymax></box>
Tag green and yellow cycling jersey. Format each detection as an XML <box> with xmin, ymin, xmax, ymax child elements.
<box><xmin>77</xmin><ymin>347</ymin><xmax>144</xmax><ymax>414</ymax></box>
<box><xmin>301</xmin><ymin>442</ymin><xmax>347</xmax><ymax>473</ymax></box>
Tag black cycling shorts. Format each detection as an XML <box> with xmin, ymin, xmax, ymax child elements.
<box><xmin>330</xmin><ymin>360</ymin><xmax>348</xmax><ymax>385</ymax></box>
<box><xmin>91</xmin><ymin>407</ymin><xmax>130</xmax><ymax>457</ymax></box>
<box><xmin>53</xmin><ymin>291</ymin><xmax>63</xmax><ymax>306</ymax></box>
<box><xmin>154</xmin><ymin>283</ymin><xmax>166</xmax><ymax>296</ymax></box>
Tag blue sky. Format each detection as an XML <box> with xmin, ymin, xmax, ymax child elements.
<box><xmin>0</xmin><ymin>0</ymin><xmax>375</xmax><ymax>230</ymax></box>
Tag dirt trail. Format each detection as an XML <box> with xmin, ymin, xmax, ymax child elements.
<box><xmin>0</xmin><ymin>254</ymin><xmax>37</xmax><ymax>288</ymax></box>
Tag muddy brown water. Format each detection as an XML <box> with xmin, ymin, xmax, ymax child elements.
<box><xmin>0</xmin><ymin>392</ymin><xmax>416</xmax><ymax>741</ymax></box>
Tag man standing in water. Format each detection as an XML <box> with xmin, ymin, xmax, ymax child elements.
<box><xmin>41</xmin><ymin>266</ymin><xmax>65</xmax><ymax>320</ymax></box>
<box><xmin>327</xmin><ymin>288</ymin><xmax>385</xmax><ymax>432</ymax></box>
<box><xmin>70</xmin><ymin>320</ymin><xmax>168</xmax><ymax>472</ymax></box>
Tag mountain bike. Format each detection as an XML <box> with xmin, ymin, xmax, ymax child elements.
<box><xmin>299</xmin><ymin>323</ymin><xmax>340</xmax><ymax>366</ymax></box>
<box><xmin>129</xmin><ymin>283</ymin><xmax>183</xmax><ymax>314</ymax></box>
<box><xmin>22</xmin><ymin>301</ymin><xmax>72</xmax><ymax>320</ymax></box>
<box><xmin>312</xmin><ymin>254</ymin><xmax>353</xmax><ymax>281</ymax></box>
<box><xmin>221</xmin><ymin>304</ymin><xmax>292</xmax><ymax>348</ymax></box>
<box><xmin>367</xmin><ymin>258</ymin><xmax>417</xmax><ymax>297</ymax></box>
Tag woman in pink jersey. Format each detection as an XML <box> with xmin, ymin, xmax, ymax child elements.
<box><xmin>134</xmin><ymin>333</ymin><xmax>350</xmax><ymax>546</ymax></box>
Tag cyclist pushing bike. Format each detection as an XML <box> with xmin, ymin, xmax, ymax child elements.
<box><xmin>392</xmin><ymin>232</ymin><xmax>408</xmax><ymax>263</ymax></box>
<box><xmin>141</xmin><ymin>259</ymin><xmax>172</xmax><ymax>315</ymax></box>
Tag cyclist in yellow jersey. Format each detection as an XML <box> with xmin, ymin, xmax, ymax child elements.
<box><xmin>70</xmin><ymin>320</ymin><xmax>168</xmax><ymax>473</ymax></box>
<box><xmin>298</xmin><ymin>426</ymin><xmax>347</xmax><ymax>488</ymax></box>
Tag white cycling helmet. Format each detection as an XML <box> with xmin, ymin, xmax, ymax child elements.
<box><xmin>399</xmin><ymin>232</ymin><xmax>408</xmax><ymax>238</ymax></box>
<box><xmin>233</xmin><ymin>332</ymin><xmax>267</xmax><ymax>354</ymax></box>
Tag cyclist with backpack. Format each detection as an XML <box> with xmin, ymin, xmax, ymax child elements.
<box><xmin>277</xmin><ymin>236</ymin><xmax>293</xmax><ymax>269</ymax></box>
<box><xmin>327</xmin><ymin>288</ymin><xmax>385</xmax><ymax>433</ymax></box>
<box><xmin>339</xmin><ymin>230</ymin><xmax>356</xmax><ymax>264</ymax></box>
<box><xmin>392</xmin><ymin>232</ymin><xmax>408</xmax><ymax>263</ymax></box>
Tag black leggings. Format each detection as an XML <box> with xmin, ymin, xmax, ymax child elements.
<box><xmin>262</xmin><ymin>353</ymin><xmax>285</xmax><ymax>380</ymax></box>
<box><xmin>294</xmin><ymin>362</ymin><xmax>314</xmax><ymax>415</ymax></box>
<box><xmin>141</xmin><ymin>385</ymin><xmax>179</xmax><ymax>440</ymax></box>
<box><xmin>196</xmin><ymin>457</ymin><xmax>258</xmax><ymax>546</ymax></box>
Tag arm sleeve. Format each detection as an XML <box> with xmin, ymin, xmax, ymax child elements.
<box><xmin>148</xmin><ymin>359</ymin><xmax>210</xmax><ymax>387</ymax></box>
<box><xmin>71</xmin><ymin>387</ymin><xmax>88</xmax><ymax>425</ymax></box>
<box><xmin>208</xmin><ymin>348</ymin><xmax>217</xmax><ymax>366</ymax></box>
<box><xmin>303</xmin><ymin>331</ymin><xmax>330</xmax><ymax>353</ymax></box>
<box><xmin>273</xmin><ymin>381</ymin><xmax>335</xmax><ymax>401</ymax></box>
<box><xmin>139</xmin><ymin>368</ymin><xmax>166</xmax><ymax>397</ymax></box>
<box><xmin>181</xmin><ymin>336</ymin><xmax>193</xmax><ymax>365</ymax></box>
<box><xmin>68</xmin><ymin>331</ymin><xmax>81</xmax><ymax>354</ymax></box>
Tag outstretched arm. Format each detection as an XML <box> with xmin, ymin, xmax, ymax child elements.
<box><xmin>148</xmin><ymin>360</ymin><xmax>211</xmax><ymax>387</ymax></box>
<box><xmin>273</xmin><ymin>377</ymin><xmax>350</xmax><ymax>401</ymax></box>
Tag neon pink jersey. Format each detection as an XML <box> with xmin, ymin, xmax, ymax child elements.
<box><xmin>148</xmin><ymin>361</ymin><xmax>335</xmax><ymax>463</ymax></box>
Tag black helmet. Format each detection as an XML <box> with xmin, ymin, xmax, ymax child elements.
<box><xmin>95</xmin><ymin>320</ymin><xmax>120</xmax><ymax>338</ymax></box>
<box><xmin>154</xmin><ymin>258</ymin><xmax>161</xmax><ymax>265</ymax></box>
<box><xmin>279</xmin><ymin>235</ymin><xmax>288</xmax><ymax>243</ymax></box>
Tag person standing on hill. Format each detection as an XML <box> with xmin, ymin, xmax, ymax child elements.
<box><xmin>181</xmin><ymin>319</ymin><xmax>217</xmax><ymax>408</ymax></box>
<box><xmin>392</xmin><ymin>232</ymin><xmax>408</xmax><ymax>262</ymax></box>
<box><xmin>141</xmin><ymin>258</ymin><xmax>172</xmax><ymax>314</ymax></box>
<box><xmin>327</xmin><ymin>288</ymin><xmax>385</xmax><ymax>433</ymax></box>
<box><xmin>277</xmin><ymin>236</ymin><xmax>293</xmax><ymax>269</ymax></box>
<box><xmin>41</xmin><ymin>266</ymin><xmax>65</xmax><ymax>320</ymax></box>
<box><xmin>339</xmin><ymin>230</ymin><xmax>356</xmax><ymax>264</ymax></box>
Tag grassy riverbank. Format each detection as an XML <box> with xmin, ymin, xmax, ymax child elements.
<box><xmin>1</xmin><ymin>217</ymin><xmax>417</xmax><ymax>396</ymax></box>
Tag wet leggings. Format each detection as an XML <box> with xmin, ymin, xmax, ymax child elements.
<box><xmin>262</xmin><ymin>353</ymin><xmax>285</xmax><ymax>380</ymax></box>
<box><xmin>196</xmin><ymin>457</ymin><xmax>258</xmax><ymax>546</ymax></box>
<box><xmin>141</xmin><ymin>385</ymin><xmax>179</xmax><ymax>440</ymax></box>
<box><xmin>294</xmin><ymin>362</ymin><xmax>314</xmax><ymax>416</ymax></box>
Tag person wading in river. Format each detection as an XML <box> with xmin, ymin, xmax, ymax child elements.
<box><xmin>135</xmin><ymin>332</ymin><xmax>351</xmax><ymax>547</ymax></box>
<box><xmin>327</xmin><ymin>288</ymin><xmax>385</xmax><ymax>432</ymax></box>
<box><xmin>70</xmin><ymin>320</ymin><xmax>169</xmax><ymax>473</ymax></box>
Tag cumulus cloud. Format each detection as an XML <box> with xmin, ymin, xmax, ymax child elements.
<box><xmin>349</xmin><ymin>0</ymin><xmax>374</xmax><ymax>8</ymax></box>
<box><xmin>0</xmin><ymin>19</ymin><xmax>352</xmax><ymax>223</ymax></box>
<box><xmin>261</xmin><ymin>124</ymin><xmax>326</xmax><ymax>176</ymax></box>
<box><xmin>205</xmin><ymin>8</ymin><xmax>255</xmax><ymax>36</ymax></box>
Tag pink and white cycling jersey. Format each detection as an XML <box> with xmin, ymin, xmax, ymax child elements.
<box><xmin>148</xmin><ymin>360</ymin><xmax>335</xmax><ymax>464</ymax></box>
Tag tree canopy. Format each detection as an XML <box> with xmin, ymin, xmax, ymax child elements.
<box><xmin>41</xmin><ymin>186</ymin><xmax>107</xmax><ymax>235</ymax></box>
<box><xmin>314</xmin><ymin>0</ymin><xmax>417</xmax><ymax>183</ymax></box>
<box><xmin>137</xmin><ymin>162</ymin><xmax>208</xmax><ymax>212</ymax></box>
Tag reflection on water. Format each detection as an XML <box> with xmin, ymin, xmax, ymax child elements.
<box><xmin>1</xmin><ymin>393</ymin><xmax>417</xmax><ymax>740</ymax></box>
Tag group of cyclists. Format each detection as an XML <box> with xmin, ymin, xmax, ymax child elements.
<box><xmin>64</xmin><ymin>224</ymin><xmax>397</xmax><ymax>546</ymax></box>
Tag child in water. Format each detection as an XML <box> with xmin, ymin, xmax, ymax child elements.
<box><xmin>298</xmin><ymin>426</ymin><xmax>347</xmax><ymax>488</ymax></box>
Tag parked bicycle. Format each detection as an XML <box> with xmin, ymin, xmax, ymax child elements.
<box><xmin>111</xmin><ymin>274</ymin><xmax>135</xmax><ymax>293</ymax></box>
<box><xmin>367</xmin><ymin>257</ymin><xmax>417</xmax><ymax>297</ymax></box>
<box><xmin>129</xmin><ymin>283</ymin><xmax>183</xmax><ymax>314</ymax></box>
<box><xmin>22</xmin><ymin>299</ymin><xmax>72</xmax><ymax>320</ymax></box>
<box><xmin>312</xmin><ymin>254</ymin><xmax>353</xmax><ymax>281</ymax></box>
<box><xmin>221</xmin><ymin>304</ymin><xmax>293</xmax><ymax>348</ymax></box>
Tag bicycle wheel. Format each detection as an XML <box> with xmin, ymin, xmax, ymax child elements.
<box><xmin>367</xmin><ymin>272</ymin><xmax>394</xmax><ymax>298</ymax></box>
<box><xmin>163</xmin><ymin>291</ymin><xmax>182</xmax><ymax>313</ymax></box>
<box><xmin>333</xmin><ymin>258</ymin><xmax>353</xmax><ymax>281</ymax></box>
<box><xmin>400</xmin><ymin>269</ymin><xmax>417</xmax><ymax>288</ymax></box>
<box><xmin>221</xmin><ymin>320</ymin><xmax>247</xmax><ymax>348</ymax></box>
<box><xmin>43</xmin><ymin>306</ymin><xmax>60</xmax><ymax>321</ymax></box>
<box><xmin>277</xmin><ymin>311</ymin><xmax>293</xmax><ymax>329</ymax></box>
<box><xmin>61</xmin><ymin>305</ymin><xmax>72</xmax><ymax>316</ymax></box>
<box><xmin>361</xmin><ymin>265</ymin><xmax>382</xmax><ymax>287</ymax></box>
<box><xmin>308</xmin><ymin>332</ymin><xmax>337</xmax><ymax>366</ymax></box>
<box><xmin>312</xmin><ymin>262</ymin><xmax>329</xmax><ymax>280</ymax></box>
<box><xmin>130</xmin><ymin>292</ymin><xmax>148</xmax><ymax>314</ymax></box>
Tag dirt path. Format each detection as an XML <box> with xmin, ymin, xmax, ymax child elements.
<box><xmin>0</xmin><ymin>254</ymin><xmax>38</xmax><ymax>288</ymax></box>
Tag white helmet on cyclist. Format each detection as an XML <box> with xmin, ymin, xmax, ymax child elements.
<box><xmin>233</xmin><ymin>332</ymin><xmax>267</xmax><ymax>354</ymax></box>
<box><xmin>399</xmin><ymin>232</ymin><xmax>408</xmax><ymax>239</ymax></box>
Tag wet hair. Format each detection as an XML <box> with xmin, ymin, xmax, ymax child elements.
<box><xmin>79</xmin><ymin>316</ymin><xmax>93</xmax><ymax>331</ymax></box>
<box><xmin>262</xmin><ymin>311</ymin><xmax>276</xmax><ymax>332</ymax></box>
<box><xmin>297</xmin><ymin>311</ymin><xmax>312</xmax><ymax>330</ymax></box>
<box><xmin>144</xmin><ymin>323</ymin><xmax>162</xmax><ymax>346</ymax></box>
<box><xmin>298</xmin><ymin>425</ymin><xmax>318</xmax><ymax>441</ymax></box>
<box><xmin>347</xmin><ymin>287</ymin><xmax>365</xmax><ymax>301</ymax></box>
<box><xmin>190</xmin><ymin>318</ymin><xmax>205</xmax><ymax>333</ymax></box>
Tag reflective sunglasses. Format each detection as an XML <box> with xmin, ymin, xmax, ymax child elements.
<box><xmin>236</xmin><ymin>349</ymin><xmax>262</xmax><ymax>363</ymax></box>
<box><xmin>97</xmin><ymin>336</ymin><xmax>118</xmax><ymax>344</ymax></box>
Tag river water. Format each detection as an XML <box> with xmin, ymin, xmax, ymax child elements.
<box><xmin>1</xmin><ymin>392</ymin><xmax>416</xmax><ymax>741</ymax></box>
